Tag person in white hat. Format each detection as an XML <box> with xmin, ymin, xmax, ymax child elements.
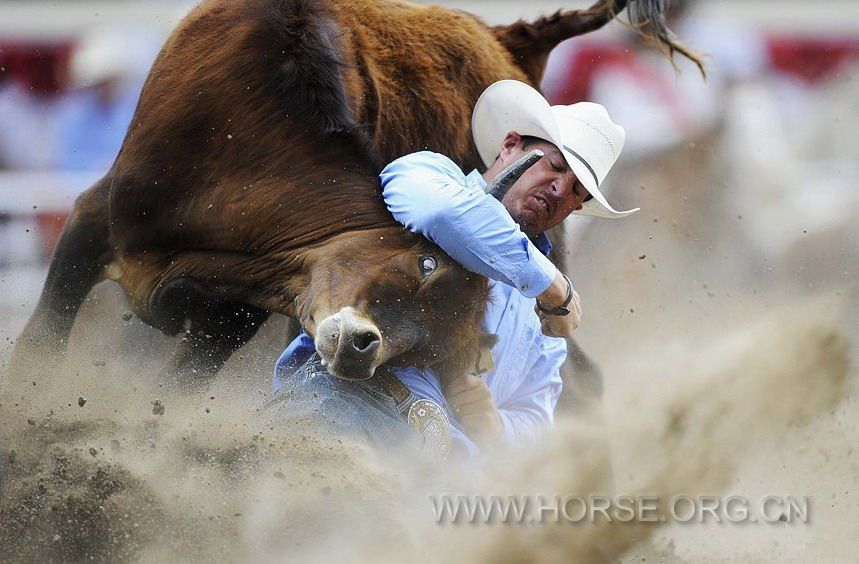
<box><xmin>382</xmin><ymin>79</ymin><xmax>636</xmax><ymax>451</ymax></box>
<box><xmin>55</xmin><ymin>27</ymin><xmax>157</xmax><ymax>172</ymax></box>
<box><xmin>275</xmin><ymin>80</ymin><xmax>636</xmax><ymax>458</ymax></box>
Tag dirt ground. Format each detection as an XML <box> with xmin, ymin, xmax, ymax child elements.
<box><xmin>1</xmin><ymin>127</ymin><xmax>857</xmax><ymax>563</ymax></box>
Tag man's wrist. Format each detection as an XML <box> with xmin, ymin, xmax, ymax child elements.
<box><xmin>537</xmin><ymin>272</ymin><xmax>573</xmax><ymax>313</ymax></box>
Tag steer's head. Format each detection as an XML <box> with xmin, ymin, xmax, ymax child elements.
<box><xmin>291</xmin><ymin>228</ymin><xmax>489</xmax><ymax>381</ymax></box>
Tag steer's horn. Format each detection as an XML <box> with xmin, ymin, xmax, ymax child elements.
<box><xmin>485</xmin><ymin>149</ymin><xmax>544</xmax><ymax>202</ymax></box>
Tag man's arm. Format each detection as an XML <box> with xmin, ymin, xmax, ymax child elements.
<box><xmin>380</xmin><ymin>151</ymin><xmax>557</xmax><ymax>299</ymax></box>
<box><xmin>445</xmin><ymin>334</ymin><xmax>565</xmax><ymax>450</ymax></box>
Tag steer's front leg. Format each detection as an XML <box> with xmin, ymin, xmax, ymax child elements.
<box><xmin>151</xmin><ymin>278</ymin><xmax>270</xmax><ymax>390</ymax></box>
<box><xmin>436</xmin><ymin>333</ymin><xmax>501</xmax><ymax>448</ymax></box>
<box><xmin>443</xmin><ymin>374</ymin><xmax>504</xmax><ymax>449</ymax></box>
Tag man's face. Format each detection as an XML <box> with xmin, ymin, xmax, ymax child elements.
<box><xmin>495</xmin><ymin>133</ymin><xmax>590</xmax><ymax>236</ymax></box>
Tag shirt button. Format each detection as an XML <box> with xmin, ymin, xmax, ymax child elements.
<box><xmin>489</xmin><ymin>258</ymin><xmax>496</xmax><ymax>264</ymax></box>
<box><xmin>521</xmin><ymin>284</ymin><xmax>528</xmax><ymax>291</ymax></box>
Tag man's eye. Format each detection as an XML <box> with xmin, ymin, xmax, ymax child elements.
<box><xmin>573</xmin><ymin>181</ymin><xmax>591</xmax><ymax>200</ymax></box>
<box><xmin>419</xmin><ymin>255</ymin><xmax>437</xmax><ymax>277</ymax></box>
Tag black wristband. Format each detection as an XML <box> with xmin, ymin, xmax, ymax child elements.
<box><xmin>536</xmin><ymin>274</ymin><xmax>574</xmax><ymax>316</ymax></box>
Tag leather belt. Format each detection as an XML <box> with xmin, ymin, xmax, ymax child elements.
<box><xmin>376</xmin><ymin>365</ymin><xmax>452</xmax><ymax>462</ymax></box>
<box><xmin>373</xmin><ymin>344</ymin><xmax>495</xmax><ymax>462</ymax></box>
<box><xmin>375</xmin><ymin>365</ymin><xmax>417</xmax><ymax>411</ymax></box>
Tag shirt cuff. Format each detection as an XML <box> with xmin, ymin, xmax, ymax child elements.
<box><xmin>510</xmin><ymin>246</ymin><xmax>556</xmax><ymax>298</ymax></box>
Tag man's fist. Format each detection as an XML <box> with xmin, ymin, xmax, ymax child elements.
<box><xmin>537</xmin><ymin>288</ymin><xmax>581</xmax><ymax>338</ymax></box>
<box><xmin>443</xmin><ymin>374</ymin><xmax>504</xmax><ymax>448</ymax></box>
<box><xmin>535</xmin><ymin>270</ymin><xmax>581</xmax><ymax>338</ymax></box>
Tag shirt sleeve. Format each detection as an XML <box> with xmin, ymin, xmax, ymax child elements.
<box><xmin>496</xmin><ymin>334</ymin><xmax>566</xmax><ymax>448</ymax></box>
<box><xmin>380</xmin><ymin>151</ymin><xmax>556</xmax><ymax>298</ymax></box>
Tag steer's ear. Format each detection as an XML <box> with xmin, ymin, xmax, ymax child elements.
<box><xmin>436</xmin><ymin>332</ymin><xmax>499</xmax><ymax>386</ymax></box>
<box><xmin>478</xmin><ymin>333</ymin><xmax>499</xmax><ymax>349</ymax></box>
<box><xmin>474</xmin><ymin>333</ymin><xmax>498</xmax><ymax>375</ymax></box>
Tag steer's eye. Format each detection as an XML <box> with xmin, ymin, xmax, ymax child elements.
<box><xmin>419</xmin><ymin>255</ymin><xmax>437</xmax><ymax>278</ymax></box>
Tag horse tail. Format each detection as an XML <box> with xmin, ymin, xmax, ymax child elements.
<box><xmin>627</xmin><ymin>0</ymin><xmax>705</xmax><ymax>75</ymax></box>
<box><xmin>492</xmin><ymin>0</ymin><xmax>704</xmax><ymax>85</ymax></box>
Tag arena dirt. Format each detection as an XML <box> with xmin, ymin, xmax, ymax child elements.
<box><xmin>1</xmin><ymin>139</ymin><xmax>857</xmax><ymax>562</ymax></box>
<box><xmin>0</xmin><ymin>294</ymin><xmax>852</xmax><ymax>563</ymax></box>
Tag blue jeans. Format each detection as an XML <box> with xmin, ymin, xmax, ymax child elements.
<box><xmin>265</xmin><ymin>353</ymin><xmax>425</xmax><ymax>455</ymax></box>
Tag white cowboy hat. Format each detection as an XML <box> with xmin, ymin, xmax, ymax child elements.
<box><xmin>472</xmin><ymin>79</ymin><xmax>639</xmax><ymax>219</ymax></box>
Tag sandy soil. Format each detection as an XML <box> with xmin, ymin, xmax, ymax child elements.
<box><xmin>1</xmin><ymin>127</ymin><xmax>857</xmax><ymax>563</ymax></box>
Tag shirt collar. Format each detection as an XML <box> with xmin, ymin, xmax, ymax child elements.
<box><xmin>468</xmin><ymin>169</ymin><xmax>553</xmax><ymax>258</ymax></box>
<box><xmin>465</xmin><ymin>169</ymin><xmax>487</xmax><ymax>191</ymax></box>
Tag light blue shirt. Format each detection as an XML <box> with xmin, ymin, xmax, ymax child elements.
<box><xmin>381</xmin><ymin>151</ymin><xmax>558</xmax><ymax>297</ymax></box>
<box><xmin>379</xmin><ymin>151</ymin><xmax>566</xmax><ymax>456</ymax></box>
<box><xmin>274</xmin><ymin>151</ymin><xmax>567</xmax><ymax>459</ymax></box>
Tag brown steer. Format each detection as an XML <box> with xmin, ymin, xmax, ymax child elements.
<box><xmin>10</xmin><ymin>0</ymin><xmax>699</xmax><ymax>387</ymax></box>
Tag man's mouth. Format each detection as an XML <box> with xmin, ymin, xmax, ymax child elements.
<box><xmin>534</xmin><ymin>195</ymin><xmax>551</xmax><ymax>216</ymax></box>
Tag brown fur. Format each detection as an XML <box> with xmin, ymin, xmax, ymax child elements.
<box><xmin>12</xmin><ymin>0</ymin><xmax>699</xmax><ymax>386</ymax></box>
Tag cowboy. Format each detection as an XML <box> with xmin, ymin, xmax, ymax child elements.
<box><xmin>270</xmin><ymin>80</ymin><xmax>636</xmax><ymax>461</ymax></box>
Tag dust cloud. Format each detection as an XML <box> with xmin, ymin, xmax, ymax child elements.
<box><xmin>2</xmin><ymin>124</ymin><xmax>858</xmax><ymax>562</ymax></box>
<box><xmin>0</xmin><ymin>293</ymin><xmax>852</xmax><ymax>563</ymax></box>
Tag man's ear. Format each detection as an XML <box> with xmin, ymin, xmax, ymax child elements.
<box><xmin>497</xmin><ymin>131</ymin><xmax>523</xmax><ymax>164</ymax></box>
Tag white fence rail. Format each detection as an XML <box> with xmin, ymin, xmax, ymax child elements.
<box><xmin>0</xmin><ymin>171</ymin><xmax>96</xmax><ymax>266</ymax></box>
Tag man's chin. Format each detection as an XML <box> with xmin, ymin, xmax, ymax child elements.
<box><xmin>509</xmin><ymin>209</ymin><xmax>531</xmax><ymax>229</ymax></box>
<box><xmin>516</xmin><ymin>214</ymin><xmax>545</xmax><ymax>237</ymax></box>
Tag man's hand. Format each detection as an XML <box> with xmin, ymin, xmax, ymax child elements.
<box><xmin>536</xmin><ymin>288</ymin><xmax>581</xmax><ymax>337</ymax></box>
<box><xmin>444</xmin><ymin>374</ymin><xmax>504</xmax><ymax>448</ymax></box>
<box><xmin>536</xmin><ymin>269</ymin><xmax>582</xmax><ymax>338</ymax></box>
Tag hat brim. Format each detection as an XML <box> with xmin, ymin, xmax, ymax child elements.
<box><xmin>472</xmin><ymin>80</ymin><xmax>639</xmax><ymax>219</ymax></box>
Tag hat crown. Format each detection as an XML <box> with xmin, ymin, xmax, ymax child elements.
<box><xmin>471</xmin><ymin>79</ymin><xmax>639</xmax><ymax>219</ymax></box>
<box><xmin>551</xmin><ymin>102</ymin><xmax>626</xmax><ymax>186</ymax></box>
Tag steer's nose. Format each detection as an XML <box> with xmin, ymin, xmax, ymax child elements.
<box><xmin>352</xmin><ymin>331</ymin><xmax>380</xmax><ymax>354</ymax></box>
<box><xmin>315</xmin><ymin>307</ymin><xmax>384</xmax><ymax>381</ymax></box>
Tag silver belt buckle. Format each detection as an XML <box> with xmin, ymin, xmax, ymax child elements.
<box><xmin>407</xmin><ymin>399</ymin><xmax>451</xmax><ymax>462</ymax></box>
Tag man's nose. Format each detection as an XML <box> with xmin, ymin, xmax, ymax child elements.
<box><xmin>549</xmin><ymin>179</ymin><xmax>571</xmax><ymax>202</ymax></box>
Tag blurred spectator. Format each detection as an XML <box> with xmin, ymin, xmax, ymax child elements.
<box><xmin>54</xmin><ymin>27</ymin><xmax>155</xmax><ymax>173</ymax></box>
<box><xmin>0</xmin><ymin>27</ymin><xmax>156</xmax><ymax>173</ymax></box>
<box><xmin>0</xmin><ymin>53</ymin><xmax>66</xmax><ymax>169</ymax></box>
<box><xmin>0</xmin><ymin>27</ymin><xmax>158</xmax><ymax>268</ymax></box>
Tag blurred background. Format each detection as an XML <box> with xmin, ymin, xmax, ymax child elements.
<box><xmin>1</xmin><ymin>2</ymin><xmax>858</xmax><ymax>562</ymax></box>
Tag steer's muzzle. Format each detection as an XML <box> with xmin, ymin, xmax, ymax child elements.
<box><xmin>315</xmin><ymin>307</ymin><xmax>383</xmax><ymax>380</ymax></box>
